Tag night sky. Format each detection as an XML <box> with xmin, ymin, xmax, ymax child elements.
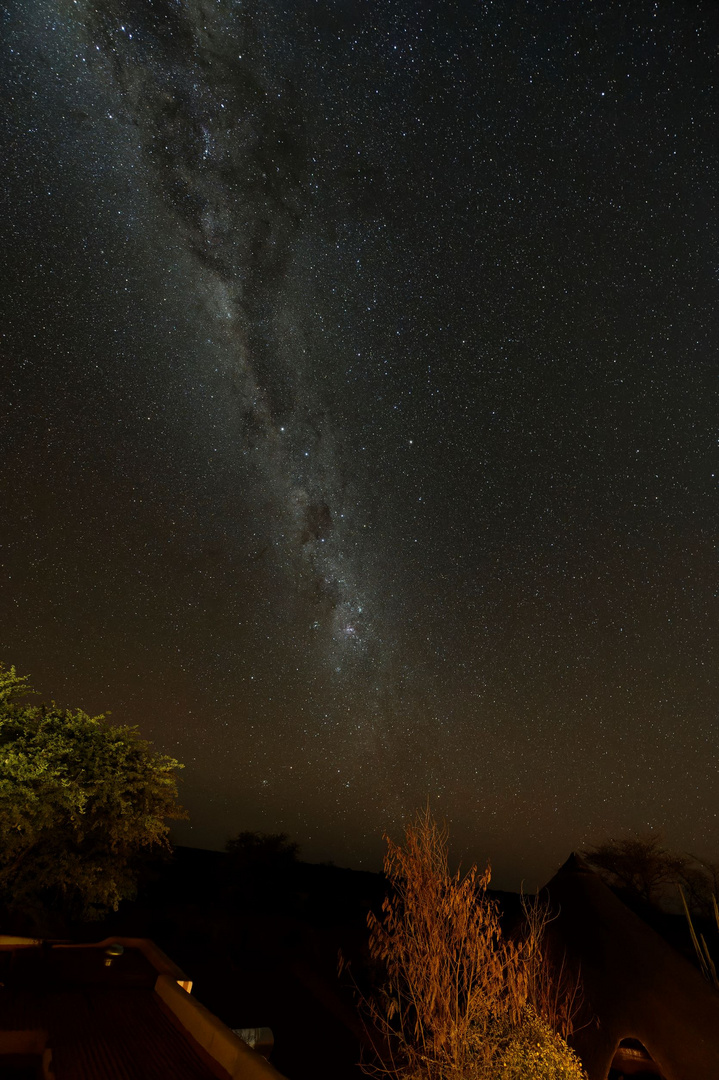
<box><xmin>2</xmin><ymin>0</ymin><xmax>718</xmax><ymax>890</ymax></box>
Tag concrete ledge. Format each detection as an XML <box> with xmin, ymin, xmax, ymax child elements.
<box><xmin>154</xmin><ymin>974</ymin><xmax>288</xmax><ymax>1080</ymax></box>
<box><xmin>54</xmin><ymin>937</ymin><xmax>193</xmax><ymax>991</ymax></box>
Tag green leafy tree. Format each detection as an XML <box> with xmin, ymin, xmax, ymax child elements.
<box><xmin>0</xmin><ymin>663</ymin><xmax>187</xmax><ymax>922</ymax></box>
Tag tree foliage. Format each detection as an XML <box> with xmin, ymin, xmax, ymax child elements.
<box><xmin>583</xmin><ymin>833</ymin><xmax>719</xmax><ymax>915</ymax></box>
<box><xmin>225</xmin><ymin>829</ymin><xmax>299</xmax><ymax>870</ymax></box>
<box><xmin>223</xmin><ymin>830</ymin><xmax>299</xmax><ymax>910</ymax></box>
<box><xmin>0</xmin><ymin>662</ymin><xmax>187</xmax><ymax>921</ymax></box>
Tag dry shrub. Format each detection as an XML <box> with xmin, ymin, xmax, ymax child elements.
<box><xmin>519</xmin><ymin>892</ymin><xmax>584</xmax><ymax>1044</ymax></box>
<box><xmin>347</xmin><ymin>808</ymin><xmax>586</xmax><ymax>1080</ymax></box>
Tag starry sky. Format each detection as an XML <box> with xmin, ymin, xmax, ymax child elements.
<box><xmin>2</xmin><ymin>0</ymin><xmax>718</xmax><ymax>890</ymax></box>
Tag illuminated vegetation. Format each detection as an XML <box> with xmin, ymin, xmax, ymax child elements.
<box><xmin>0</xmin><ymin>662</ymin><xmax>186</xmax><ymax>923</ymax></box>
<box><xmin>347</xmin><ymin>808</ymin><xmax>586</xmax><ymax>1080</ymax></box>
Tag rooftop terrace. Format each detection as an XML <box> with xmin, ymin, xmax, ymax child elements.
<box><xmin>0</xmin><ymin>938</ymin><xmax>284</xmax><ymax>1080</ymax></box>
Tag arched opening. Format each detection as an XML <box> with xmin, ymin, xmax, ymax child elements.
<box><xmin>608</xmin><ymin>1038</ymin><xmax>666</xmax><ymax>1080</ymax></box>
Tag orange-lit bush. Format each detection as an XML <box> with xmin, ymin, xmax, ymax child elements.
<box><xmin>348</xmin><ymin>808</ymin><xmax>585</xmax><ymax>1080</ymax></box>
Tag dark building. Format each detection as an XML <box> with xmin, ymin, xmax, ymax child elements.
<box><xmin>543</xmin><ymin>855</ymin><xmax>719</xmax><ymax>1080</ymax></box>
<box><xmin>0</xmin><ymin>935</ymin><xmax>286</xmax><ymax>1080</ymax></box>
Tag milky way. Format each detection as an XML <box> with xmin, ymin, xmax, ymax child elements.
<box><xmin>2</xmin><ymin>0</ymin><xmax>719</xmax><ymax>885</ymax></box>
<box><xmin>84</xmin><ymin>1</ymin><xmax>379</xmax><ymax>666</ymax></box>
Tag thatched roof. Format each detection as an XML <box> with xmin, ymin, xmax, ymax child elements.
<box><xmin>542</xmin><ymin>853</ymin><xmax>719</xmax><ymax>1080</ymax></box>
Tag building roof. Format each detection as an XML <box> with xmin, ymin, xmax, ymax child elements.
<box><xmin>542</xmin><ymin>854</ymin><xmax>719</xmax><ymax>1080</ymax></box>
<box><xmin>0</xmin><ymin>937</ymin><xmax>286</xmax><ymax>1080</ymax></box>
